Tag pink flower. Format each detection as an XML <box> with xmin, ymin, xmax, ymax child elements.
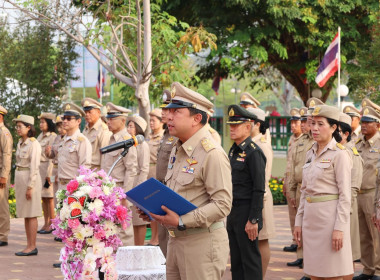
<box><xmin>89</xmin><ymin>186</ymin><xmax>103</xmax><ymax>199</ymax></box>
<box><xmin>97</xmin><ymin>169</ymin><xmax>107</xmax><ymax>178</ymax></box>
<box><xmin>94</xmin><ymin>227</ymin><xmax>106</xmax><ymax>240</ymax></box>
<box><xmin>68</xmin><ymin>218</ymin><xmax>81</xmax><ymax>229</ymax></box>
<box><xmin>116</xmin><ymin>205</ymin><xmax>127</xmax><ymax>221</ymax></box>
<box><xmin>67</xmin><ymin>180</ymin><xmax>79</xmax><ymax>193</ymax></box>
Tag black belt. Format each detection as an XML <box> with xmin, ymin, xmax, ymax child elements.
<box><xmin>232</xmin><ymin>199</ymin><xmax>250</xmax><ymax>206</ymax></box>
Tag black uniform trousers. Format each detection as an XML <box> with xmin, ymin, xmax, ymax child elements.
<box><xmin>227</xmin><ymin>203</ymin><xmax>262</xmax><ymax>280</ymax></box>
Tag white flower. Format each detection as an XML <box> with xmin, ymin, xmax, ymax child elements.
<box><xmin>102</xmin><ymin>185</ymin><xmax>111</xmax><ymax>195</ymax></box>
<box><xmin>81</xmin><ymin>225</ymin><xmax>94</xmax><ymax>238</ymax></box>
<box><xmin>88</xmin><ymin>199</ymin><xmax>104</xmax><ymax>216</ymax></box>
<box><xmin>76</xmin><ymin>175</ymin><xmax>85</xmax><ymax>183</ymax></box>
<box><xmin>86</xmin><ymin>238</ymin><xmax>100</xmax><ymax>247</ymax></box>
<box><xmin>59</xmin><ymin>204</ymin><xmax>70</xmax><ymax>220</ymax></box>
<box><xmin>103</xmin><ymin>220</ymin><xmax>117</xmax><ymax>237</ymax></box>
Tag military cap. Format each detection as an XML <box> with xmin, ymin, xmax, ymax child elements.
<box><xmin>207</xmin><ymin>108</ymin><xmax>215</xmax><ymax>117</ymax></box>
<box><xmin>81</xmin><ymin>97</ymin><xmax>103</xmax><ymax>111</ymax></box>
<box><xmin>0</xmin><ymin>105</ymin><xmax>8</xmax><ymax>115</ymax></box>
<box><xmin>38</xmin><ymin>112</ymin><xmax>56</xmax><ymax>121</ymax></box>
<box><xmin>226</xmin><ymin>105</ymin><xmax>257</xmax><ymax>124</ymax></box>
<box><xmin>55</xmin><ymin>115</ymin><xmax>63</xmax><ymax>124</ymax></box>
<box><xmin>240</xmin><ymin>92</ymin><xmax>261</xmax><ymax>107</ymax></box>
<box><xmin>339</xmin><ymin>112</ymin><xmax>352</xmax><ymax>127</ymax></box>
<box><xmin>289</xmin><ymin>108</ymin><xmax>301</xmax><ymax>121</ymax></box>
<box><xmin>166</xmin><ymin>82</ymin><xmax>213</xmax><ymax>113</ymax></box>
<box><xmin>361</xmin><ymin>106</ymin><xmax>380</xmax><ymax>123</ymax></box>
<box><xmin>13</xmin><ymin>114</ymin><xmax>34</xmax><ymax>126</ymax></box>
<box><xmin>247</xmin><ymin>107</ymin><xmax>266</xmax><ymax>122</ymax></box>
<box><xmin>311</xmin><ymin>104</ymin><xmax>340</xmax><ymax>121</ymax></box>
<box><xmin>343</xmin><ymin>105</ymin><xmax>361</xmax><ymax>118</ymax></box>
<box><xmin>127</xmin><ymin>115</ymin><xmax>147</xmax><ymax>132</ymax></box>
<box><xmin>299</xmin><ymin>107</ymin><xmax>309</xmax><ymax>121</ymax></box>
<box><xmin>306</xmin><ymin>97</ymin><xmax>324</xmax><ymax>110</ymax></box>
<box><xmin>149</xmin><ymin>108</ymin><xmax>162</xmax><ymax>120</ymax></box>
<box><xmin>361</xmin><ymin>98</ymin><xmax>380</xmax><ymax>114</ymax></box>
<box><xmin>105</xmin><ymin>102</ymin><xmax>131</xmax><ymax>118</ymax></box>
<box><xmin>62</xmin><ymin>103</ymin><xmax>85</xmax><ymax>117</ymax></box>
<box><xmin>159</xmin><ymin>89</ymin><xmax>171</xmax><ymax>108</ymax></box>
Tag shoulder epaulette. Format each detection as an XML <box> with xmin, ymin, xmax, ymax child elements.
<box><xmin>209</xmin><ymin>127</ymin><xmax>215</xmax><ymax>133</ymax></box>
<box><xmin>355</xmin><ymin>138</ymin><xmax>362</xmax><ymax>144</ymax></box>
<box><xmin>30</xmin><ymin>137</ymin><xmax>36</xmax><ymax>142</ymax></box>
<box><xmin>351</xmin><ymin>147</ymin><xmax>359</xmax><ymax>156</ymax></box>
<box><xmin>1</xmin><ymin>126</ymin><xmax>6</xmax><ymax>131</ymax></box>
<box><xmin>77</xmin><ymin>136</ymin><xmax>84</xmax><ymax>142</ymax></box>
<box><xmin>201</xmin><ymin>138</ymin><xmax>215</xmax><ymax>152</ymax></box>
<box><xmin>102</xmin><ymin>122</ymin><xmax>108</xmax><ymax>130</ymax></box>
<box><xmin>51</xmin><ymin>132</ymin><xmax>57</xmax><ymax>137</ymax></box>
<box><xmin>260</xmin><ymin>136</ymin><xmax>266</xmax><ymax>143</ymax></box>
<box><xmin>250</xmin><ymin>142</ymin><xmax>256</xmax><ymax>149</ymax></box>
<box><xmin>123</xmin><ymin>135</ymin><xmax>131</xmax><ymax>140</ymax></box>
<box><xmin>336</xmin><ymin>143</ymin><xmax>345</xmax><ymax>150</ymax></box>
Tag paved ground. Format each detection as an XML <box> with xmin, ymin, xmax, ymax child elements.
<box><xmin>0</xmin><ymin>205</ymin><xmax>363</xmax><ymax>279</ymax></box>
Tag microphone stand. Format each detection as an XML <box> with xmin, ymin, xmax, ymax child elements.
<box><xmin>107</xmin><ymin>147</ymin><xmax>130</xmax><ymax>177</ymax></box>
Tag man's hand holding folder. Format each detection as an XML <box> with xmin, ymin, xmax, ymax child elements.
<box><xmin>138</xmin><ymin>205</ymin><xmax>179</xmax><ymax>227</ymax></box>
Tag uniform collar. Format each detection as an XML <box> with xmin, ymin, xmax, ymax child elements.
<box><xmin>64</xmin><ymin>129</ymin><xmax>80</xmax><ymax>142</ymax></box>
<box><xmin>0</xmin><ymin>122</ymin><xmax>4</xmax><ymax>128</ymax></box>
<box><xmin>234</xmin><ymin>136</ymin><xmax>252</xmax><ymax>151</ymax></box>
<box><xmin>151</xmin><ymin>129</ymin><xmax>164</xmax><ymax>139</ymax></box>
<box><xmin>178</xmin><ymin>125</ymin><xmax>208</xmax><ymax>157</ymax></box>
<box><xmin>311</xmin><ymin>137</ymin><xmax>337</xmax><ymax>155</ymax></box>
<box><xmin>294</xmin><ymin>133</ymin><xmax>304</xmax><ymax>141</ymax></box>
<box><xmin>86</xmin><ymin>118</ymin><xmax>102</xmax><ymax>131</ymax></box>
<box><xmin>363</xmin><ymin>131</ymin><xmax>380</xmax><ymax>146</ymax></box>
<box><xmin>353</xmin><ymin>125</ymin><xmax>361</xmax><ymax>136</ymax></box>
<box><xmin>19</xmin><ymin>137</ymin><xmax>31</xmax><ymax>146</ymax></box>
<box><xmin>112</xmin><ymin>127</ymin><xmax>128</xmax><ymax>142</ymax></box>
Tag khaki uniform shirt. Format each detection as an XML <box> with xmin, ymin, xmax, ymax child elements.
<box><xmin>344</xmin><ymin>141</ymin><xmax>363</xmax><ymax>205</ymax></box>
<box><xmin>83</xmin><ymin>118</ymin><xmax>112</xmax><ymax>169</ymax></box>
<box><xmin>284</xmin><ymin>134</ymin><xmax>303</xmax><ymax>188</ymax></box>
<box><xmin>58</xmin><ymin>129</ymin><xmax>92</xmax><ymax>180</ymax></box>
<box><xmin>206</xmin><ymin>123</ymin><xmax>222</xmax><ymax>145</ymax></box>
<box><xmin>0</xmin><ymin>123</ymin><xmax>12</xmax><ymax>179</ymax></box>
<box><xmin>49</xmin><ymin>135</ymin><xmax>63</xmax><ymax>165</ymax></box>
<box><xmin>288</xmin><ymin>134</ymin><xmax>314</xmax><ymax>199</ymax></box>
<box><xmin>165</xmin><ymin>125</ymin><xmax>232</xmax><ymax>228</ymax></box>
<box><xmin>156</xmin><ymin>129</ymin><xmax>177</xmax><ymax>182</ymax></box>
<box><xmin>101</xmin><ymin>127</ymin><xmax>137</xmax><ymax>191</ymax></box>
<box><xmin>295</xmin><ymin>138</ymin><xmax>352</xmax><ymax>231</ymax></box>
<box><xmin>37</xmin><ymin>132</ymin><xmax>56</xmax><ymax>178</ymax></box>
<box><xmin>252</xmin><ymin>134</ymin><xmax>273</xmax><ymax>193</ymax></box>
<box><xmin>148</xmin><ymin>130</ymin><xmax>164</xmax><ymax>178</ymax></box>
<box><xmin>376</xmin><ymin>159</ymin><xmax>380</xmax><ymax>214</ymax></box>
<box><xmin>351</xmin><ymin>126</ymin><xmax>361</xmax><ymax>144</ymax></box>
<box><xmin>133</xmin><ymin>141</ymin><xmax>150</xmax><ymax>187</ymax></box>
<box><xmin>16</xmin><ymin>137</ymin><xmax>41</xmax><ymax>189</ymax></box>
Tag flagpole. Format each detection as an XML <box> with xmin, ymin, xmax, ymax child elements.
<box><xmin>99</xmin><ymin>63</ymin><xmax>103</xmax><ymax>104</ymax></box>
<box><xmin>337</xmin><ymin>26</ymin><xmax>341</xmax><ymax>109</ymax></box>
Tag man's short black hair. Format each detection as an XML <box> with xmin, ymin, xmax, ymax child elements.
<box><xmin>188</xmin><ymin>108</ymin><xmax>207</xmax><ymax>125</ymax></box>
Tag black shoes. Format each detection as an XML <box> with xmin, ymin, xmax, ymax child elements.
<box><xmin>0</xmin><ymin>241</ymin><xmax>8</xmax><ymax>246</ymax></box>
<box><xmin>287</xmin><ymin>258</ymin><xmax>303</xmax><ymax>268</ymax></box>
<box><xmin>53</xmin><ymin>263</ymin><xmax>61</xmax><ymax>268</ymax></box>
<box><xmin>54</xmin><ymin>237</ymin><xmax>62</xmax><ymax>242</ymax></box>
<box><xmin>15</xmin><ymin>248</ymin><xmax>38</xmax><ymax>256</ymax></box>
<box><xmin>353</xmin><ymin>274</ymin><xmax>374</xmax><ymax>280</ymax></box>
<box><xmin>283</xmin><ymin>244</ymin><xmax>298</xmax><ymax>252</ymax></box>
<box><xmin>354</xmin><ymin>259</ymin><xmax>361</xmax><ymax>263</ymax></box>
<box><xmin>300</xmin><ymin>277</ymin><xmax>311</xmax><ymax>280</ymax></box>
<box><xmin>38</xmin><ymin>229</ymin><xmax>53</xmax><ymax>234</ymax></box>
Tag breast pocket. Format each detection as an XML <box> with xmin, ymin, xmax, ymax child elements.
<box><xmin>18</xmin><ymin>151</ymin><xmax>29</xmax><ymax>165</ymax></box>
<box><xmin>175</xmin><ymin>173</ymin><xmax>195</xmax><ymax>187</ymax></box>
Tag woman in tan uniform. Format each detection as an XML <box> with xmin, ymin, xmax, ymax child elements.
<box><xmin>13</xmin><ymin>115</ymin><xmax>42</xmax><ymax>256</ymax></box>
<box><xmin>248</xmin><ymin>107</ymin><xmax>276</xmax><ymax>278</ymax></box>
<box><xmin>147</xmin><ymin>108</ymin><xmax>164</xmax><ymax>246</ymax></box>
<box><xmin>294</xmin><ymin>105</ymin><xmax>353</xmax><ymax>279</ymax></box>
<box><xmin>37</xmin><ymin>113</ymin><xmax>56</xmax><ymax>234</ymax></box>
<box><xmin>338</xmin><ymin>113</ymin><xmax>363</xmax><ymax>273</ymax></box>
<box><xmin>127</xmin><ymin>115</ymin><xmax>150</xmax><ymax>245</ymax></box>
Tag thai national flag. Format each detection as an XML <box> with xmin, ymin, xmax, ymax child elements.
<box><xmin>315</xmin><ymin>33</ymin><xmax>339</xmax><ymax>87</ymax></box>
<box><xmin>95</xmin><ymin>68</ymin><xmax>106</xmax><ymax>98</ymax></box>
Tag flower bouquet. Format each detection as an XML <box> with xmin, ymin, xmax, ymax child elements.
<box><xmin>52</xmin><ymin>166</ymin><xmax>130</xmax><ymax>280</ymax></box>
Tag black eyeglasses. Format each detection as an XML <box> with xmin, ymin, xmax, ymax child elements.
<box><xmin>62</xmin><ymin>116</ymin><xmax>77</xmax><ymax>121</ymax></box>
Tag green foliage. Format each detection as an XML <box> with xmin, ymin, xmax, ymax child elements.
<box><xmin>269</xmin><ymin>177</ymin><xmax>286</xmax><ymax>205</ymax></box>
<box><xmin>8</xmin><ymin>185</ymin><xmax>16</xmax><ymax>218</ymax></box>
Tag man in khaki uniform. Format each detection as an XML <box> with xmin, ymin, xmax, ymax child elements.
<box><xmin>101</xmin><ymin>102</ymin><xmax>137</xmax><ymax>246</ymax></box>
<box><xmin>0</xmin><ymin>105</ymin><xmax>12</xmax><ymax>246</ymax></box>
<box><xmin>343</xmin><ymin>105</ymin><xmax>362</xmax><ymax>143</ymax></box>
<box><xmin>283</xmin><ymin>108</ymin><xmax>303</xmax><ymax>252</ymax></box>
<box><xmin>82</xmin><ymin>98</ymin><xmax>112</xmax><ymax>170</ymax></box>
<box><xmin>156</xmin><ymin>89</ymin><xmax>178</xmax><ymax>257</ymax></box>
<box><xmin>146</xmin><ymin>82</ymin><xmax>232</xmax><ymax>280</ymax></box>
<box><xmin>287</xmin><ymin>108</ymin><xmax>314</xmax><ymax>273</ymax></box>
<box><xmin>206</xmin><ymin>109</ymin><xmax>222</xmax><ymax>145</ymax></box>
<box><xmin>354</xmin><ymin>100</ymin><xmax>380</xmax><ymax>280</ymax></box>
<box><xmin>57</xmin><ymin>103</ymin><xmax>92</xmax><ymax>191</ymax></box>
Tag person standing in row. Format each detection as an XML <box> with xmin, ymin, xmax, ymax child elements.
<box><xmin>126</xmin><ymin>115</ymin><xmax>150</xmax><ymax>245</ymax></box>
<box><xmin>354</xmin><ymin>99</ymin><xmax>380</xmax><ymax>280</ymax></box>
<box><xmin>248</xmin><ymin>107</ymin><xmax>276</xmax><ymax>278</ymax></box>
<box><xmin>283</xmin><ymin>108</ymin><xmax>303</xmax><ymax>253</ymax></box>
<box><xmin>101</xmin><ymin>102</ymin><xmax>137</xmax><ymax>246</ymax></box>
<box><xmin>144</xmin><ymin>82</ymin><xmax>232</xmax><ymax>279</ymax></box>
<box><xmin>147</xmin><ymin>108</ymin><xmax>164</xmax><ymax>246</ymax></box>
<box><xmin>343</xmin><ymin>105</ymin><xmax>362</xmax><ymax>143</ymax></box>
<box><xmin>37</xmin><ymin>112</ymin><xmax>56</xmax><ymax>234</ymax></box>
<box><xmin>82</xmin><ymin>98</ymin><xmax>112</xmax><ymax>170</ymax></box>
<box><xmin>294</xmin><ymin>105</ymin><xmax>353</xmax><ymax>279</ymax></box>
<box><xmin>339</xmin><ymin>112</ymin><xmax>363</xmax><ymax>271</ymax></box>
<box><xmin>0</xmin><ymin>105</ymin><xmax>12</xmax><ymax>247</ymax></box>
<box><xmin>227</xmin><ymin>105</ymin><xmax>265</xmax><ymax>280</ymax></box>
<box><xmin>13</xmin><ymin>115</ymin><xmax>42</xmax><ymax>256</ymax></box>
<box><xmin>206</xmin><ymin>109</ymin><xmax>222</xmax><ymax>145</ymax></box>
<box><xmin>156</xmin><ymin>89</ymin><xmax>178</xmax><ymax>256</ymax></box>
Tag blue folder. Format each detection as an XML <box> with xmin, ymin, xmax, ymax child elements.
<box><xmin>125</xmin><ymin>178</ymin><xmax>197</xmax><ymax>220</ymax></box>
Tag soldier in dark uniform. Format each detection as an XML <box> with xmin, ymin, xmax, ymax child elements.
<box><xmin>227</xmin><ymin>105</ymin><xmax>266</xmax><ymax>280</ymax></box>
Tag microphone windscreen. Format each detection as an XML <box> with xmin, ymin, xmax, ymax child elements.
<box><xmin>135</xmin><ymin>134</ymin><xmax>145</xmax><ymax>144</ymax></box>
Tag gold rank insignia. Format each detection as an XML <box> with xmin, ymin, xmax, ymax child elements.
<box><xmin>229</xmin><ymin>108</ymin><xmax>235</xmax><ymax>116</ymax></box>
<box><xmin>168</xmin><ymin>137</ymin><xmax>174</xmax><ymax>142</ymax></box>
<box><xmin>241</xmin><ymin>95</ymin><xmax>247</xmax><ymax>101</ymax></box>
<box><xmin>171</xmin><ymin>86</ymin><xmax>176</xmax><ymax>98</ymax></box>
<box><xmin>187</xmin><ymin>146</ymin><xmax>192</xmax><ymax>152</ymax></box>
<box><xmin>320</xmin><ymin>159</ymin><xmax>331</xmax><ymax>163</ymax></box>
<box><xmin>352</xmin><ymin>147</ymin><xmax>359</xmax><ymax>156</ymax></box>
<box><xmin>310</xmin><ymin>100</ymin><xmax>315</xmax><ymax>107</ymax></box>
<box><xmin>300</xmin><ymin>109</ymin><xmax>304</xmax><ymax>115</ymax></box>
<box><xmin>17</xmin><ymin>115</ymin><xmax>20</xmax><ymax>119</ymax></box>
<box><xmin>84</xmin><ymin>100</ymin><xmax>90</xmax><ymax>106</ymax></box>
<box><xmin>291</xmin><ymin>110</ymin><xmax>296</xmax><ymax>116</ymax></box>
<box><xmin>260</xmin><ymin>136</ymin><xmax>266</xmax><ymax>143</ymax></box>
<box><xmin>66</xmin><ymin>104</ymin><xmax>71</xmax><ymax>110</ymax></box>
<box><xmin>238</xmin><ymin>151</ymin><xmax>246</xmax><ymax>157</ymax></box>
<box><xmin>363</xmin><ymin>108</ymin><xmax>369</xmax><ymax>115</ymax></box>
<box><xmin>345</xmin><ymin>107</ymin><xmax>350</xmax><ymax>112</ymax></box>
<box><xmin>336</xmin><ymin>143</ymin><xmax>345</xmax><ymax>150</ymax></box>
<box><xmin>201</xmin><ymin>138</ymin><xmax>215</xmax><ymax>152</ymax></box>
<box><xmin>363</xmin><ymin>101</ymin><xmax>367</xmax><ymax>107</ymax></box>
<box><xmin>250</xmin><ymin>143</ymin><xmax>256</xmax><ymax>149</ymax></box>
<box><xmin>312</xmin><ymin>106</ymin><xmax>320</xmax><ymax>115</ymax></box>
<box><xmin>186</xmin><ymin>158</ymin><xmax>198</xmax><ymax>165</ymax></box>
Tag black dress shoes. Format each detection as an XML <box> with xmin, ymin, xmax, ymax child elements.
<box><xmin>354</xmin><ymin>259</ymin><xmax>361</xmax><ymax>263</ymax></box>
<box><xmin>53</xmin><ymin>263</ymin><xmax>61</xmax><ymax>268</ymax></box>
<box><xmin>283</xmin><ymin>244</ymin><xmax>298</xmax><ymax>252</ymax></box>
<box><xmin>352</xmin><ymin>274</ymin><xmax>374</xmax><ymax>280</ymax></box>
<box><xmin>39</xmin><ymin>229</ymin><xmax>53</xmax><ymax>234</ymax></box>
<box><xmin>15</xmin><ymin>248</ymin><xmax>38</xmax><ymax>256</ymax></box>
<box><xmin>0</xmin><ymin>241</ymin><xmax>8</xmax><ymax>246</ymax></box>
<box><xmin>287</xmin><ymin>258</ymin><xmax>303</xmax><ymax>268</ymax></box>
<box><xmin>300</xmin><ymin>277</ymin><xmax>311</xmax><ymax>280</ymax></box>
<box><xmin>54</xmin><ymin>237</ymin><xmax>62</xmax><ymax>242</ymax></box>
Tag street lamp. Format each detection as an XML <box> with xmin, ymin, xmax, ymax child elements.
<box><xmin>338</xmin><ymin>84</ymin><xmax>349</xmax><ymax>109</ymax></box>
<box><xmin>230</xmin><ymin>87</ymin><xmax>241</xmax><ymax>104</ymax></box>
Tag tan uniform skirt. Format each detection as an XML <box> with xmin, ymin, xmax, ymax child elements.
<box><xmin>15</xmin><ymin>169</ymin><xmax>42</xmax><ymax>218</ymax></box>
<box><xmin>52</xmin><ymin>165</ymin><xmax>58</xmax><ymax>205</ymax></box>
<box><xmin>131</xmin><ymin>206</ymin><xmax>150</xmax><ymax>226</ymax></box>
<box><xmin>350</xmin><ymin>197</ymin><xmax>361</xmax><ymax>260</ymax></box>
<box><xmin>259</xmin><ymin>186</ymin><xmax>276</xmax><ymax>240</ymax></box>
<box><xmin>303</xmin><ymin>199</ymin><xmax>353</xmax><ymax>277</ymax></box>
<box><xmin>40</xmin><ymin>161</ymin><xmax>54</xmax><ymax>198</ymax></box>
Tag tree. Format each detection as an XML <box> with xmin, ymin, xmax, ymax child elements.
<box><xmin>163</xmin><ymin>0</ymin><xmax>379</xmax><ymax>104</ymax></box>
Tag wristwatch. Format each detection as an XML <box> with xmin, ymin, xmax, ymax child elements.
<box><xmin>250</xmin><ymin>218</ymin><xmax>259</xmax><ymax>225</ymax></box>
<box><xmin>177</xmin><ymin>216</ymin><xmax>186</xmax><ymax>231</ymax></box>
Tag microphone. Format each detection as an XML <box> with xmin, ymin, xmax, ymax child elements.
<box><xmin>100</xmin><ymin>134</ymin><xmax>144</xmax><ymax>154</ymax></box>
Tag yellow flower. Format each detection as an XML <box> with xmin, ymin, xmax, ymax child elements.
<box><xmin>274</xmin><ymin>187</ymin><xmax>278</xmax><ymax>191</ymax></box>
<box><xmin>8</xmin><ymin>200</ymin><xmax>12</xmax><ymax>204</ymax></box>
<box><xmin>272</xmin><ymin>180</ymin><xmax>277</xmax><ymax>184</ymax></box>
